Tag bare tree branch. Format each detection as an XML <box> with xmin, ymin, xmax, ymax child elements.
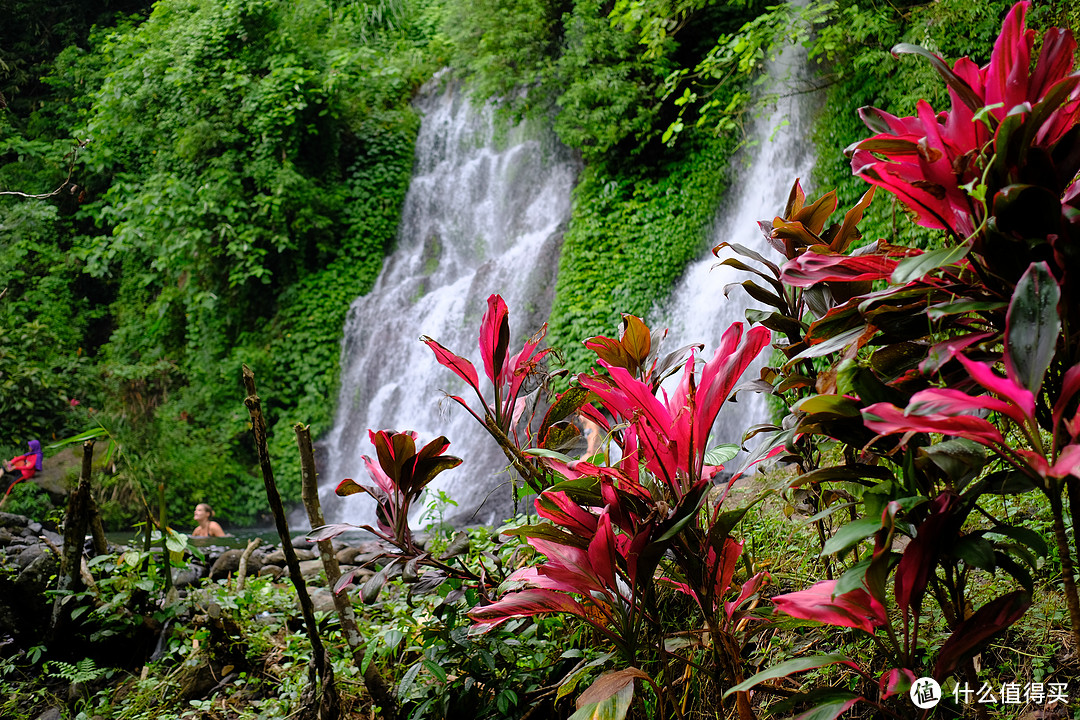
<box><xmin>0</xmin><ymin>137</ymin><xmax>89</xmax><ymax>199</ymax></box>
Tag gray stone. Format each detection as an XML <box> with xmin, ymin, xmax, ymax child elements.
<box><xmin>0</xmin><ymin>528</ymin><xmax>15</xmax><ymax>546</ymax></box>
<box><xmin>258</xmin><ymin>564</ymin><xmax>283</xmax><ymax>580</ymax></box>
<box><xmin>14</xmin><ymin>543</ymin><xmax>46</xmax><ymax>569</ymax></box>
<box><xmin>306</xmin><ymin>588</ymin><xmax>337</xmax><ymax>614</ymax></box>
<box><xmin>291</xmin><ymin>534</ymin><xmax>314</xmax><ymax>549</ymax></box>
<box><xmin>35</xmin><ymin>708</ymin><xmax>62</xmax><ymax>720</ymax></box>
<box><xmin>17</xmin><ymin>553</ymin><xmax>59</xmax><ymax>596</ymax></box>
<box><xmin>263</xmin><ymin>547</ymin><xmax>316</xmax><ymax>564</ymax></box>
<box><xmin>39</xmin><ymin>529</ymin><xmax>62</xmax><ymax>547</ymax></box>
<box><xmin>0</xmin><ymin>512</ymin><xmax>29</xmax><ymax>528</ymax></box>
<box><xmin>298</xmin><ymin>559</ymin><xmax>324</xmax><ymax>577</ymax></box>
<box><xmin>173</xmin><ymin>567</ymin><xmax>204</xmax><ymax>589</ymax></box>
<box><xmin>208</xmin><ymin>549</ymin><xmax>263</xmax><ymax>581</ymax></box>
<box><xmin>336</xmin><ymin>546</ymin><xmax>378</xmax><ymax>566</ymax></box>
<box><xmin>27</xmin><ymin>521</ymin><xmax>42</xmax><ymax>534</ymax></box>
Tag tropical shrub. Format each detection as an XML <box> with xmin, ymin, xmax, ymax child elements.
<box><xmin>717</xmin><ymin>1</ymin><xmax>1080</xmax><ymax>715</ymax></box>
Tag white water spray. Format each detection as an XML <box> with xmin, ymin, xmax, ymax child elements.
<box><xmin>652</xmin><ymin>33</ymin><xmax>819</xmax><ymax>456</ymax></box>
<box><xmin>314</xmin><ymin>79</ymin><xmax>580</xmax><ymax>527</ymax></box>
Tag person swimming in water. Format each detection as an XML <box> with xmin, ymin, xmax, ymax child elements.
<box><xmin>192</xmin><ymin>502</ymin><xmax>227</xmax><ymax>537</ymax></box>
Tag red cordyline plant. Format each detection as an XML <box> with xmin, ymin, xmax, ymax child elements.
<box><xmin>334</xmin><ymin>429</ymin><xmax>462</xmax><ymax>551</ymax></box>
<box><xmin>312</xmin><ymin>429</ymin><xmax>490</xmax><ymax>603</ymax></box>
<box><xmin>719</xmin><ymin>3</ymin><xmax>1080</xmax><ymax>717</ymax></box>
<box><xmin>421</xmin><ymin>294</ymin><xmax>556</xmax><ymax>491</ymax></box>
<box><xmin>467</xmin><ymin>316</ymin><xmax>775</xmax><ymax>719</ymax></box>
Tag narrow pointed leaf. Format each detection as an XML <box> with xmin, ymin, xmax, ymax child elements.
<box><xmin>575</xmin><ymin>667</ymin><xmax>648</xmax><ymax>709</ymax></box>
<box><xmin>335</xmin><ymin>478</ymin><xmax>365</xmax><ymax>497</ymax></box>
<box><xmin>308</xmin><ymin>523</ymin><xmax>358</xmax><ymax>541</ymax></box>
<box><xmin>892</xmin><ymin>42</ymin><xmax>983</xmax><ymax>112</ymax></box>
<box><xmin>889</xmin><ymin>242</ymin><xmax>969</xmax><ymax>285</ymax></box>
<box><xmin>933</xmin><ymin>591</ymin><xmax>1031</xmax><ymax>677</ymax></box>
<box><xmin>421</xmin><ymin>336</ymin><xmax>480</xmax><ymax>393</ymax></box>
<box><xmin>1005</xmin><ymin>262</ymin><xmax>1061</xmax><ymax>394</ymax></box>
<box><xmin>723</xmin><ymin>655</ymin><xmax>858</xmax><ymax>697</ymax></box>
<box><xmin>480</xmin><ymin>294</ymin><xmax>510</xmax><ymax>385</ymax></box>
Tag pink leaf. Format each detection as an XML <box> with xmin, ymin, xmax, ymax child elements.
<box><xmin>781</xmin><ymin>250</ymin><xmax>903</xmax><ymax>286</ymax></box>
<box><xmin>588</xmin><ymin>511</ymin><xmax>619</xmax><ymax>590</ymax></box>
<box><xmin>1049</xmin><ymin>444</ymin><xmax>1080</xmax><ymax>478</ymax></box>
<box><xmin>480</xmin><ymin>294</ymin><xmax>510</xmax><ymax>386</ymax></box>
<box><xmin>879</xmin><ymin>669</ymin><xmax>917</xmax><ymax>700</ymax></box>
<box><xmin>536</xmin><ymin>491</ymin><xmax>599</xmax><ymax>537</ymax></box>
<box><xmin>907</xmin><ymin>387</ymin><xmax>1027</xmax><ymax>429</ymax></box>
<box><xmin>469</xmin><ymin>589</ymin><xmax>589</xmax><ymax>631</ymax></box>
<box><xmin>772</xmin><ymin>580</ymin><xmax>887</xmax><ymax>634</ymax></box>
<box><xmin>725</xmin><ymin>570</ymin><xmax>769</xmax><ymax>621</ymax></box>
<box><xmin>1053</xmin><ymin>364</ymin><xmax>1080</xmax><ymax>436</ymax></box>
<box><xmin>862</xmin><ymin>402</ymin><xmax>1004</xmax><ymax>446</ymax></box>
<box><xmin>956</xmin><ymin>354</ymin><xmax>1036</xmax><ymax>424</ymax></box>
<box><xmin>421</xmin><ymin>336</ymin><xmax>481</xmax><ymax>395</ymax></box>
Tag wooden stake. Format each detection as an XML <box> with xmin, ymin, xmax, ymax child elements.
<box><xmin>243</xmin><ymin>366</ymin><xmax>338</xmax><ymax>720</ymax></box>
<box><xmin>296</xmin><ymin>422</ymin><xmax>399</xmax><ymax>720</ymax></box>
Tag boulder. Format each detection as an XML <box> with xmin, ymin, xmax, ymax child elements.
<box><xmin>17</xmin><ymin>552</ymin><xmax>60</xmax><ymax>596</ymax></box>
<box><xmin>14</xmin><ymin>543</ymin><xmax>47</xmax><ymax>570</ymax></box>
<box><xmin>0</xmin><ymin>512</ymin><xmax>29</xmax><ymax>529</ymax></box>
<box><xmin>263</xmin><ymin>547</ymin><xmax>315</xmax><ymax>565</ymax></box>
<box><xmin>290</xmin><ymin>534</ymin><xmax>315</xmax><ymax>550</ymax></box>
<box><xmin>258</xmin><ymin>564</ymin><xmax>283</xmax><ymax>580</ymax></box>
<box><xmin>336</xmin><ymin>545</ymin><xmax>379</xmax><ymax>566</ymax></box>
<box><xmin>306</xmin><ymin>588</ymin><xmax>337</xmax><ymax>614</ymax></box>
<box><xmin>208</xmin><ymin>549</ymin><xmax>263</xmax><ymax>581</ymax></box>
<box><xmin>173</xmin><ymin>567</ymin><xmax>205</xmax><ymax>589</ymax></box>
<box><xmin>298</xmin><ymin>559</ymin><xmax>324</xmax><ymax>577</ymax></box>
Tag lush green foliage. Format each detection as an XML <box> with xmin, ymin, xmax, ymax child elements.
<box><xmin>1</xmin><ymin>0</ymin><xmax>444</xmax><ymax>526</ymax></box>
<box><xmin>549</xmin><ymin>132</ymin><xmax>736</xmax><ymax>371</ymax></box>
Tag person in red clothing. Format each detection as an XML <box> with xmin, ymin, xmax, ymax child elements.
<box><xmin>1</xmin><ymin>439</ymin><xmax>43</xmax><ymax>497</ymax></box>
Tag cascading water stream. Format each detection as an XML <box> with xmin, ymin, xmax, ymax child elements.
<box><xmin>314</xmin><ymin>78</ymin><xmax>580</xmax><ymax>527</ymax></box>
<box><xmin>652</xmin><ymin>33</ymin><xmax>818</xmax><ymax>457</ymax></box>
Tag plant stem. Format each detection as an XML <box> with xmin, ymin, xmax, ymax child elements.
<box><xmin>1067</xmin><ymin>477</ymin><xmax>1080</xmax><ymax>581</ymax></box>
<box><xmin>158</xmin><ymin>481</ymin><xmax>173</xmax><ymax>598</ymax></box>
<box><xmin>1048</xmin><ymin>489</ymin><xmax>1080</xmax><ymax>650</ymax></box>
<box><xmin>483</xmin><ymin>413</ymin><xmax>547</xmax><ymax>491</ymax></box>
<box><xmin>50</xmin><ymin>440</ymin><xmax>94</xmax><ymax>639</ymax></box>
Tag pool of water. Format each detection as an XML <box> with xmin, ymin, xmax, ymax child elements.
<box><xmin>106</xmin><ymin>527</ymin><xmax>374</xmax><ymax>550</ymax></box>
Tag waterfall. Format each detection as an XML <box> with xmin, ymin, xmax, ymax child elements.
<box><xmin>651</xmin><ymin>32</ymin><xmax>818</xmax><ymax>457</ymax></box>
<box><xmin>315</xmin><ymin>77</ymin><xmax>580</xmax><ymax>527</ymax></box>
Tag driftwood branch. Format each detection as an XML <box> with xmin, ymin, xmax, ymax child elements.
<box><xmin>50</xmin><ymin>440</ymin><xmax>95</xmax><ymax>639</ymax></box>
<box><xmin>243</xmin><ymin>365</ymin><xmax>338</xmax><ymax>720</ymax></box>
<box><xmin>236</xmin><ymin>538</ymin><xmax>262</xmax><ymax>592</ymax></box>
<box><xmin>295</xmin><ymin>423</ymin><xmax>399</xmax><ymax>720</ymax></box>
